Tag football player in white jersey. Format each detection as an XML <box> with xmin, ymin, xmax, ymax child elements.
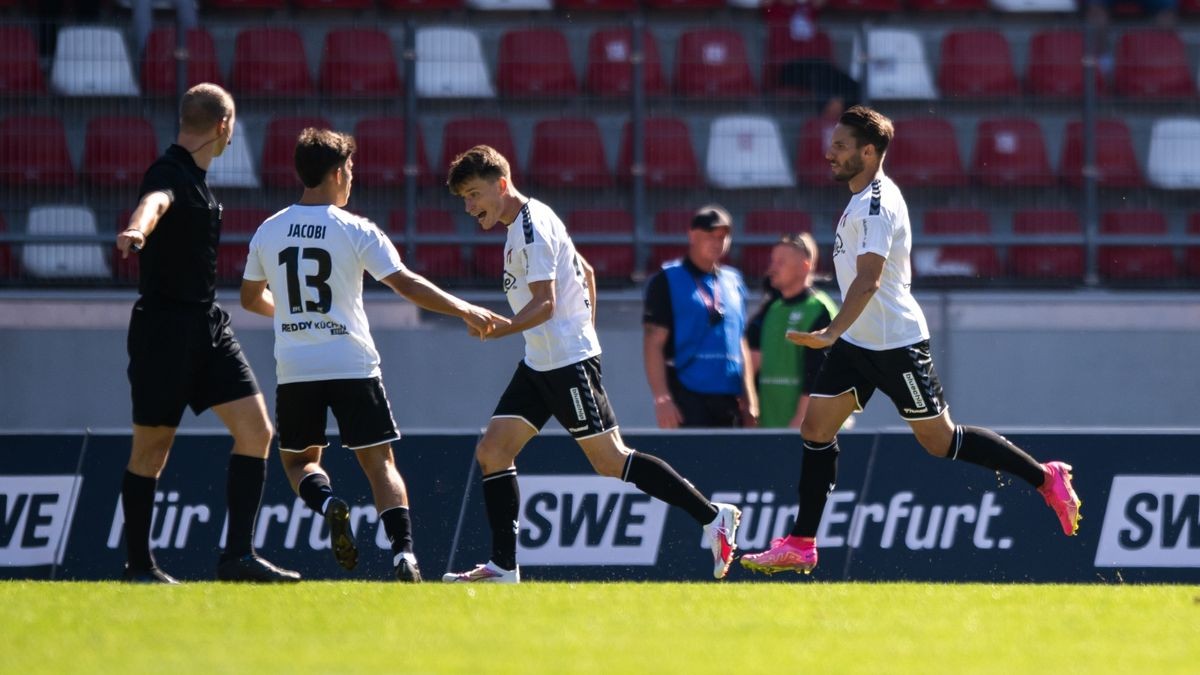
<box><xmin>241</xmin><ymin>129</ymin><xmax>502</xmax><ymax>581</ymax></box>
<box><xmin>741</xmin><ymin>106</ymin><xmax>1082</xmax><ymax>577</ymax></box>
<box><xmin>440</xmin><ymin>145</ymin><xmax>741</xmax><ymax>583</ymax></box>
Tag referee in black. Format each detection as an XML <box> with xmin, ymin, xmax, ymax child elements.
<box><xmin>115</xmin><ymin>83</ymin><xmax>299</xmax><ymax>583</ymax></box>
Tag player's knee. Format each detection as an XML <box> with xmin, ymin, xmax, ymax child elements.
<box><xmin>475</xmin><ymin>439</ymin><xmax>511</xmax><ymax>472</ymax></box>
<box><xmin>800</xmin><ymin>418</ymin><xmax>834</xmax><ymax>444</ymax></box>
<box><xmin>916</xmin><ymin>431</ymin><xmax>950</xmax><ymax>457</ymax></box>
<box><xmin>587</xmin><ymin>449</ymin><xmax>628</xmax><ymax>478</ymax></box>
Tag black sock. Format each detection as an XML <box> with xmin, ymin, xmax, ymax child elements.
<box><xmin>380</xmin><ymin>506</ymin><xmax>414</xmax><ymax>557</ymax></box>
<box><xmin>298</xmin><ymin>472</ymin><xmax>334</xmax><ymax>515</ymax></box>
<box><xmin>121</xmin><ymin>470</ymin><xmax>157</xmax><ymax>570</ymax></box>
<box><xmin>791</xmin><ymin>438</ymin><xmax>840</xmax><ymax>538</ymax></box>
<box><xmin>223</xmin><ymin>455</ymin><xmax>266</xmax><ymax>561</ymax></box>
<box><xmin>481</xmin><ymin>469</ymin><xmax>520</xmax><ymax>571</ymax></box>
<box><xmin>948</xmin><ymin>425</ymin><xmax>1044</xmax><ymax>488</ymax></box>
<box><xmin>622</xmin><ymin>452</ymin><xmax>718</xmax><ymax>525</ymax></box>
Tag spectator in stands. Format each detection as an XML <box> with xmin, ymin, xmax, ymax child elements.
<box><xmin>746</xmin><ymin>233</ymin><xmax>838</xmax><ymax>429</ymax></box>
<box><xmin>240</xmin><ymin>128</ymin><xmax>501</xmax><ymax>583</ymax></box>
<box><xmin>1086</xmin><ymin>0</ymin><xmax>1178</xmax><ymax>75</ymax></box>
<box><xmin>114</xmin><ymin>83</ymin><xmax>298</xmax><ymax>585</ymax></box>
<box><xmin>740</xmin><ymin>106</ymin><xmax>1083</xmax><ymax>578</ymax></box>
<box><xmin>763</xmin><ymin>0</ymin><xmax>859</xmax><ymax>118</ymax></box>
<box><xmin>643</xmin><ymin>205</ymin><xmax>759</xmax><ymax>428</ymax></box>
<box><xmin>132</xmin><ymin>0</ymin><xmax>199</xmax><ymax>57</ymax></box>
<box><xmin>440</xmin><ymin>146</ymin><xmax>741</xmax><ymax>583</ymax></box>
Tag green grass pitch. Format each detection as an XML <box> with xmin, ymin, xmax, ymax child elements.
<box><xmin>2</xmin><ymin>581</ymin><xmax>1196</xmax><ymax>674</ymax></box>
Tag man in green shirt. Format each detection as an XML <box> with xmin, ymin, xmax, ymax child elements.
<box><xmin>747</xmin><ymin>233</ymin><xmax>839</xmax><ymax>428</ymax></box>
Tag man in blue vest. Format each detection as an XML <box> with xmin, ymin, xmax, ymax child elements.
<box><xmin>643</xmin><ymin>205</ymin><xmax>759</xmax><ymax>427</ymax></box>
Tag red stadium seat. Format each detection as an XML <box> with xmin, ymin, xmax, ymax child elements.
<box><xmin>938</xmin><ymin>30</ymin><xmax>1019</xmax><ymax>98</ymax></box>
<box><xmin>0</xmin><ymin>26</ymin><xmax>45</xmax><ymax>95</ymax></box>
<box><xmin>293</xmin><ymin>0</ymin><xmax>374</xmax><ymax>7</ymax></box>
<box><xmin>261</xmin><ymin>116</ymin><xmax>332</xmax><ymax>188</ymax></box>
<box><xmin>207</xmin><ymin>0</ymin><xmax>287</xmax><ymax>8</ymax></box>
<box><xmin>231</xmin><ymin>28</ymin><xmax>313</xmax><ymax>97</ymax></box>
<box><xmin>440</xmin><ymin>118</ymin><xmax>520</xmax><ymax>183</ymax></box>
<box><xmin>795</xmin><ymin>117</ymin><xmax>837</xmax><ymax>186</ymax></box>
<box><xmin>1181</xmin><ymin>0</ymin><xmax>1200</xmax><ymax>15</ymax></box>
<box><xmin>918</xmin><ymin>209</ymin><xmax>1002</xmax><ymax>278</ymax></box>
<box><xmin>1059</xmin><ymin>119</ymin><xmax>1142</xmax><ymax>188</ymax></box>
<box><xmin>1010</xmin><ymin>210</ymin><xmax>1084</xmax><ymax>281</ymax></box>
<box><xmin>0</xmin><ymin>213</ymin><xmax>15</xmax><ymax>281</ymax></box>
<box><xmin>908</xmin><ymin>0</ymin><xmax>986</xmax><ymax>8</ymax></box>
<box><xmin>497</xmin><ymin>29</ymin><xmax>578</xmax><ymax>98</ymax></box>
<box><xmin>528</xmin><ymin>118</ymin><xmax>612</xmax><ymax>189</ymax></box>
<box><xmin>379</xmin><ymin>0</ymin><xmax>465</xmax><ymax>8</ymax></box>
<box><xmin>217</xmin><ymin>208</ymin><xmax>271</xmax><ymax>284</ymax></box>
<box><xmin>1100</xmin><ymin>210</ymin><xmax>1178</xmax><ymax>280</ymax></box>
<box><xmin>353</xmin><ymin>117</ymin><xmax>433</xmax><ymax>188</ymax></box>
<box><xmin>1027</xmin><ymin>30</ymin><xmax>1102</xmax><ymax>98</ymax></box>
<box><xmin>1113</xmin><ymin>29</ymin><xmax>1196</xmax><ymax>99</ymax></box>
<box><xmin>569</xmin><ymin>210</ymin><xmax>635</xmax><ymax>281</ymax></box>
<box><xmin>390</xmin><ymin>209</ymin><xmax>464</xmax><ymax>280</ymax></box>
<box><xmin>762</xmin><ymin>7</ymin><xmax>832</xmax><ymax>92</ymax></box>
<box><xmin>649</xmin><ymin>210</ymin><xmax>692</xmax><ymax>271</ymax></box>
<box><xmin>674</xmin><ymin>29</ymin><xmax>756</xmax><ymax>98</ymax></box>
<box><xmin>471</xmin><ymin>224</ymin><xmax>508</xmax><ymax>282</ymax></box>
<box><xmin>972</xmin><ymin>118</ymin><xmax>1054</xmax><ymax>187</ymax></box>
<box><xmin>887</xmin><ymin>117</ymin><xmax>968</xmax><ymax>188</ymax></box>
<box><xmin>0</xmin><ymin>116</ymin><xmax>74</xmax><ymax>188</ymax></box>
<box><xmin>741</xmin><ymin>210</ymin><xmax>813</xmax><ymax>278</ymax></box>
<box><xmin>584</xmin><ymin>28</ymin><xmax>667</xmax><ymax>97</ymax></box>
<box><xmin>1186</xmin><ymin>214</ymin><xmax>1200</xmax><ymax>279</ymax></box>
<box><xmin>320</xmin><ymin>29</ymin><xmax>401</xmax><ymax>98</ymax></box>
<box><xmin>618</xmin><ymin>117</ymin><xmax>701</xmax><ymax>189</ymax></box>
<box><xmin>82</xmin><ymin>116</ymin><xmax>158</xmax><ymax>188</ymax></box>
<box><xmin>142</xmin><ymin>28</ymin><xmax>222</xmax><ymax>97</ymax></box>
<box><xmin>826</xmin><ymin>0</ymin><xmax>903</xmax><ymax>11</ymax></box>
<box><xmin>558</xmin><ymin>0</ymin><xmax>636</xmax><ymax>9</ymax></box>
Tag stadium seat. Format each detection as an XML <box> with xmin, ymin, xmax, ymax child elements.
<box><xmin>528</xmin><ymin>118</ymin><xmax>612</xmax><ymax>189</ymax></box>
<box><xmin>909</xmin><ymin>0</ymin><xmax>986</xmax><ymax>9</ymax></box>
<box><xmin>795</xmin><ymin>117</ymin><xmax>836</xmax><ymax>186</ymax></box>
<box><xmin>497</xmin><ymin>29</ymin><xmax>578</xmax><ymax>98</ymax></box>
<box><xmin>0</xmin><ymin>26</ymin><xmax>45</xmax><ymax>95</ymax></box>
<box><xmin>558</xmin><ymin>0</ymin><xmax>636</xmax><ymax>9</ymax></box>
<box><xmin>467</xmin><ymin>0</ymin><xmax>552</xmax><ymax>8</ymax></box>
<box><xmin>649</xmin><ymin>210</ymin><xmax>692</xmax><ymax>271</ymax></box>
<box><xmin>262</xmin><ymin>116</ymin><xmax>333</xmax><ymax>189</ymax></box>
<box><xmin>1146</xmin><ymin>118</ymin><xmax>1200</xmax><ymax>190</ymax></box>
<box><xmin>1060</xmin><ymin>119</ymin><xmax>1142</xmax><ymax>188</ymax></box>
<box><xmin>762</xmin><ymin>15</ymin><xmax>832</xmax><ymax>92</ymax></box>
<box><xmin>82</xmin><ymin>116</ymin><xmax>158</xmax><ymax>188</ymax></box>
<box><xmin>1186</xmin><ymin>214</ymin><xmax>1200</xmax><ymax>279</ymax></box>
<box><xmin>915</xmin><ymin>209</ymin><xmax>1002</xmax><ymax>279</ymax></box>
<box><xmin>1113</xmin><ymin>29</ymin><xmax>1196</xmax><ymax>99</ymax></box>
<box><xmin>619</xmin><ymin>117</ymin><xmax>702</xmax><ymax>189</ymax></box>
<box><xmin>674</xmin><ymin>29</ymin><xmax>756</xmax><ymax>97</ymax></box>
<box><xmin>827</xmin><ymin>0</ymin><xmax>902</xmax><ymax>10</ymax></box>
<box><xmin>440</xmin><ymin>118</ymin><xmax>520</xmax><ymax>183</ymax></box>
<box><xmin>50</xmin><ymin>26</ymin><xmax>140</xmax><ymax>96</ymax></box>
<box><xmin>379</xmin><ymin>0</ymin><xmax>465</xmax><ymax>8</ymax></box>
<box><xmin>319</xmin><ymin>29</ymin><xmax>402</xmax><ymax>98</ymax></box>
<box><xmin>1010</xmin><ymin>210</ymin><xmax>1084</xmax><ymax>281</ymax></box>
<box><xmin>142</xmin><ymin>28</ymin><xmax>222</xmax><ymax>96</ymax></box>
<box><xmin>216</xmin><ymin>208</ymin><xmax>271</xmax><ymax>284</ymax></box>
<box><xmin>1099</xmin><ymin>210</ymin><xmax>1177</xmax><ymax>280</ymax></box>
<box><xmin>389</xmin><ymin>209</ymin><xmax>464</xmax><ymax>280</ymax></box>
<box><xmin>740</xmin><ymin>210</ymin><xmax>813</xmax><ymax>278</ymax></box>
<box><xmin>352</xmin><ymin>117</ymin><xmax>433</xmax><ymax>188</ymax></box>
<box><xmin>886</xmin><ymin>117</ymin><xmax>968</xmax><ymax>188</ymax></box>
<box><xmin>21</xmin><ymin>205</ymin><xmax>110</xmax><ymax>279</ymax></box>
<box><xmin>0</xmin><ymin>116</ymin><xmax>75</xmax><ymax>188</ymax></box>
<box><xmin>0</xmin><ymin>213</ymin><xmax>15</xmax><ymax>281</ymax></box>
<box><xmin>937</xmin><ymin>30</ymin><xmax>1018</xmax><ymax>98</ymax></box>
<box><xmin>231</xmin><ymin>28</ymin><xmax>312</xmax><ymax>97</ymax></box>
<box><xmin>990</xmin><ymin>0</ymin><xmax>1077</xmax><ymax>10</ymax></box>
<box><xmin>1026</xmin><ymin>30</ymin><xmax>1102</xmax><ymax>98</ymax></box>
<box><xmin>851</xmin><ymin>29</ymin><xmax>937</xmax><ymax>100</ymax></box>
<box><xmin>293</xmin><ymin>0</ymin><xmax>374</xmax><ymax>8</ymax></box>
<box><xmin>414</xmin><ymin>27</ymin><xmax>495</xmax><ymax>98</ymax></box>
<box><xmin>972</xmin><ymin>118</ymin><xmax>1054</xmax><ymax>187</ymax></box>
<box><xmin>584</xmin><ymin>28</ymin><xmax>668</xmax><ymax>97</ymax></box>
<box><xmin>471</xmin><ymin>224</ymin><xmax>509</xmax><ymax>282</ymax></box>
<box><xmin>207</xmin><ymin>123</ymin><xmax>259</xmax><ymax>189</ymax></box>
<box><xmin>568</xmin><ymin>210</ymin><xmax>635</xmax><ymax>281</ymax></box>
<box><xmin>706</xmin><ymin>115</ymin><xmax>794</xmax><ymax>189</ymax></box>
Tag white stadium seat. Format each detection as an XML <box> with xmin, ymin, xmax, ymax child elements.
<box><xmin>989</xmin><ymin>0</ymin><xmax>1076</xmax><ymax>11</ymax></box>
<box><xmin>207</xmin><ymin>124</ymin><xmax>260</xmax><ymax>189</ymax></box>
<box><xmin>415</xmin><ymin>27</ymin><xmax>496</xmax><ymax>99</ymax></box>
<box><xmin>50</xmin><ymin>26</ymin><xmax>140</xmax><ymax>96</ymax></box>
<box><xmin>1146</xmin><ymin>118</ymin><xmax>1200</xmax><ymax>190</ymax></box>
<box><xmin>466</xmin><ymin>0</ymin><xmax>552</xmax><ymax>8</ymax></box>
<box><xmin>706</xmin><ymin>115</ymin><xmax>795</xmax><ymax>189</ymax></box>
<box><xmin>21</xmin><ymin>205</ymin><xmax>110</xmax><ymax>279</ymax></box>
<box><xmin>851</xmin><ymin>28</ymin><xmax>937</xmax><ymax>101</ymax></box>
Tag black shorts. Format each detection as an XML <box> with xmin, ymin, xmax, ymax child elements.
<box><xmin>492</xmin><ymin>356</ymin><xmax>618</xmax><ymax>439</ymax></box>
<box><xmin>667</xmin><ymin>369</ymin><xmax>743</xmax><ymax>428</ymax></box>
<box><xmin>811</xmin><ymin>339</ymin><xmax>948</xmax><ymax>421</ymax></box>
<box><xmin>276</xmin><ymin>377</ymin><xmax>400</xmax><ymax>452</ymax></box>
<box><xmin>127</xmin><ymin>300</ymin><xmax>260</xmax><ymax>427</ymax></box>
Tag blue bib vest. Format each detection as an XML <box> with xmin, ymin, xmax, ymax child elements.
<box><xmin>663</xmin><ymin>260</ymin><xmax>746</xmax><ymax>395</ymax></box>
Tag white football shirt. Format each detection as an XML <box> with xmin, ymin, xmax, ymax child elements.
<box><xmin>831</xmin><ymin>174</ymin><xmax>930</xmax><ymax>350</ymax></box>
<box><xmin>243</xmin><ymin>204</ymin><xmax>405</xmax><ymax>384</ymax></box>
<box><xmin>501</xmin><ymin>199</ymin><xmax>601</xmax><ymax>371</ymax></box>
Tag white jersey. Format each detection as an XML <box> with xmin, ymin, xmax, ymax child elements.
<box><xmin>831</xmin><ymin>173</ymin><xmax>930</xmax><ymax>350</ymax></box>
<box><xmin>243</xmin><ymin>204</ymin><xmax>405</xmax><ymax>384</ymax></box>
<box><xmin>501</xmin><ymin>199</ymin><xmax>601</xmax><ymax>371</ymax></box>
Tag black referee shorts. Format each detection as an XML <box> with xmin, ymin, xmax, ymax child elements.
<box><xmin>492</xmin><ymin>356</ymin><xmax>618</xmax><ymax>439</ymax></box>
<box><xmin>127</xmin><ymin>300</ymin><xmax>260</xmax><ymax>427</ymax></box>
<box><xmin>811</xmin><ymin>338</ymin><xmax>948</xmax><ymax>421</ymax></box>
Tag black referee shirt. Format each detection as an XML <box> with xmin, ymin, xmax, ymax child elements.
<box><xmin>136</xmin><ymin>144</ymin><xmax>222</xmax><ymax>304</ymax></box>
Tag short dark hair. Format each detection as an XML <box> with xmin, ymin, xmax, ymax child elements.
<box><xmin>839</xmin><ymin>105</ymin><xmax>894</xmax><ymax>155</ymax></box>
<box><xmin>294</xmin><ymin>128</ymin><xmax>355</xmax><ymax>189</ymax></box>
<box><xmin>691</xmin><ymin>204</ymin><xmax>732</xmax><ymax>230</ymax></box>
<box><xmin>446</xmin><ymin>145</ymin><xmax>511</xmax><ymax>195</ymax></box>
<box><xmin>179</xmin><ymin>83</ymin><xmax>234</xmax><ymax>134</ymax></box>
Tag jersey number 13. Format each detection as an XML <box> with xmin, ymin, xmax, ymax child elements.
<box><xmin>279</xmin><ymin>246</ymin><xmax>332</xmax><ymax>314</ymax></box>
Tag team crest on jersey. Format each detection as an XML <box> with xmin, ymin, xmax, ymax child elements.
<box><xmin>833</xmin><ymin>233</ymin><xmax>845</xmax><ymax>258</ymax></box>
<box><xmin>502</xmin><ymin>270</ymin><xmax>518</xmax><ymax>292</ymax></box>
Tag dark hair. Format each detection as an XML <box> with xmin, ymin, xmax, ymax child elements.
<box><xmin>839</xmin><ymin>105</ymin><xmax>894</xmax><ymax>155</ymax></box>
<box><xmin>691</xmin><ymin>204</ymin><xmax>732</xmax><ymax>230</ymax></box>
<box><xmin>446</xmin><ymin>145</ymin><xmax>512</xmax><ymax>195</ymax></box>
<box><xmin>179</xmin><ymin>83</ymin><xmax>234</xmax><ymax>134</ymax></box>
<box><xmin>294</xmin><ymin>128</ymin><xmax>355</xmax><ymax>189</ymax></box>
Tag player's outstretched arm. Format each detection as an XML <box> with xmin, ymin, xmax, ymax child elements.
<box><xmin>240</xmin><ymin>278</ymin><xmax>275</xmax><ymax>318</ymax></box>
<box><xmin>381</xmin><ymin>268</ymin><xmax>503</xmax><ymax>333</ymax></box>
<box><xmin>116</xmin><ymin>191</ymin><xmax>171</xmax><ymax>258</ymax></box>
<box><xmin>788</xmin><ymin>252</ymin><xmax>885</xmax><ymax>350</ymax></box>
